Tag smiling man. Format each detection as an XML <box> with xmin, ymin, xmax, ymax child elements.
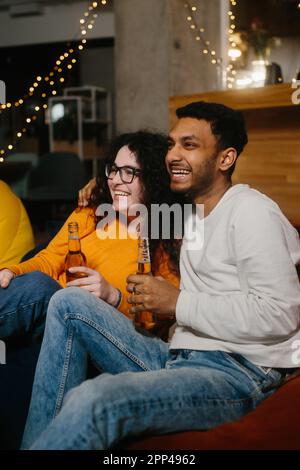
<box><xmin>23</xmin><ymin>102</ymin><xmax>300</xmax><ymax>450</ymax></box>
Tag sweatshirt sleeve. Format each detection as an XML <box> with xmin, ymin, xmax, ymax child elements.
<box><xmin>176</xmin><ymin>198</ymin><xmax>300</xmax><ymax>344</ymax></box>
<box><xmin>6</xmin><ymin>208</ymin><xmax>94</xmax><ymax>282</ymax></box>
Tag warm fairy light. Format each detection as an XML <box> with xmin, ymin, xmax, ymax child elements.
<box><xmin>183</xmin><ymin>1</ymin><xmax>222</xmax><ymax>69</ymax></box>
<box><xmin>0</xmin><ymin>0</ymin><xmax>110</xmax><ymax>162</ymax></box>
<box><xmin>226</xmin><ymin>0</ymin><xmax>239</xmax><ymax>88</ymax></box>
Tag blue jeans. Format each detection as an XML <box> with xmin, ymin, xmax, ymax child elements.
<box><xmin>0</xmin><ymin>271</ymin><xmax>61</xmax><ymax>341</ymax></box>
<box><xmin>22</xmin><ymin>288</ymin><xmax>284</xmax><ymax>450</ymax></box>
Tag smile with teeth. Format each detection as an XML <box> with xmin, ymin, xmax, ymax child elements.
<box><xmin>171</xmin><ymin>168</ymin><xmax>191</xmax><ymax>179</ymax></box>
<box><xmin>114</xmin><ymin>191</ymin><xmax>130</xmax><ymax>197</ymax></box>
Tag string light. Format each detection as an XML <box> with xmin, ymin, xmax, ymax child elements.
<box><xmin>183</xmin><ymin>2</ymin><xmax>222</xmax><ymax>69</ymax></box>
<box><xmin>0</xmin><ymin>1</ymin><xmax>104</xmax><ymax>112</ymax></box>
<box><xmin>0</xmin><ymin>0</ymin><xmax>109</xmax><ymax>161</ymax></box>
<box><xmin>227</xmin><ymin>0</ymin><xmax>239</xmax><ymax>88</ymax></box>
<box><xmin>183</xmin><ymin>1</ymin><xmax>240</xmax><ymax>89</ymax></box>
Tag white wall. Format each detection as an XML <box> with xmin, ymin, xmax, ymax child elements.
<box><xmin>0</xmin><ymin>1</ymin><xmax>114</xmax><ymax>48</ymax></box>
<box><xmin>269</xmin><ymin>38</ymin><xmax>300</xmax><ymax>82</ymax></box>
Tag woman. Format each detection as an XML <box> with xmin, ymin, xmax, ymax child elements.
<box><xmin>0</xmin><ymin>132</ymin><xmax>180</xmax><ymax>342</ymax></box>
<box><xmin>20</xmin><ymin>131</ymin><xmax>182</xmax><ymax>448</ymax></box>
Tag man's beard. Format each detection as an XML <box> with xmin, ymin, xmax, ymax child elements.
<box><xmin>172</xmin><ymin>154</ymin><xmax>217</xmax><ymax>200</ymax></box>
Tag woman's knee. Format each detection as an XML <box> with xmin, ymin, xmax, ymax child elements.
<box><xmin>15</xmin><ymin>271</ymin><xmax>61</xmax><ymax>293</ymax></box>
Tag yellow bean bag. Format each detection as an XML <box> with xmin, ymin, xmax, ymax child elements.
<box><xmin>0</xmin><ymin>180</ymin><xmax>34</xmax><ymax>267</ymax></box>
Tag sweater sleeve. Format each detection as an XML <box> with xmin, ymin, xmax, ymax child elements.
<box><xmin>176</xmin><ymin>199</ymin><xmax>300</xmax><ymax>344</ymax></box>
<box><xmin>153</xmin><ymin>245</ymin><xmax>180</xmax><ymax>288</ymax></box>
<box><xmin>6</xmin><ymin>208</ymin><xmax>94</xmax><ymax>282</ymax></box>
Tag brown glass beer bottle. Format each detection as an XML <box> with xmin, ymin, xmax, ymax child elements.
<box><xmin>65</xmin><ymin>222</ymin><xmax>87</xmax><ymax>283</ymax></box>
<box><xmin>134</xmin><ymin>237</ymin><xmax>156</xmax><ymax>330</ymax></box>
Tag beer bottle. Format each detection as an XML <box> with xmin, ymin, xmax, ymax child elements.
<box><xmin>134</xmin><ymin>237</ymin><xmax>156</xmax><ymax>330</ymax></box>
<box><xmin>65</xmin><ymin>222</ymin><xmax>87</xmax><ymax>283</ymax></box>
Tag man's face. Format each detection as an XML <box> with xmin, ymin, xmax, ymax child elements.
<box><xmin>166</xmin><ymin>117</ymin><xmax>220</xmax><ymax>201</ymax></box>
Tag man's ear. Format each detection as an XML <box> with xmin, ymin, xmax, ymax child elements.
<box><xmin>219</xmin><ymin>148</ymin><xmax>238</xmax><ymax>172</ymax></box>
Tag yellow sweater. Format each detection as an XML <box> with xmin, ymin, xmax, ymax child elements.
<box><xmin>7</xmin><ymin>207</ymin><xmax>179</xmax><ymax>317</ymax></box>
<box><xmin>0</xmin><ymin>180</ymin><xmax>34</xmax><ymax>267</ymax></box>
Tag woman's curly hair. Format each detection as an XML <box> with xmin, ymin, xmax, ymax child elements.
<box><xmin>88</xmin><ymin>131</ymin><xmax>183</xmax><ymax>276</ymax></box>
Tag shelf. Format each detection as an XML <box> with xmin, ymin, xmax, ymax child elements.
<box><xmin>169</xmin><ymin>84</ymin><xmax>296</xmax><ymax>127</ymax></box>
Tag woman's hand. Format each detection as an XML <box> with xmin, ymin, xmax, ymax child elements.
<box><xmin>78</xmin><ymin>177</ymin><xmax>97</xmax><ymax>207</ymax></box>
<box><xmin>66</xmin><ymin>267</ymin><xmax>119</xmax><ymax>306</ymax></box>
<box><xmin>0</xmin><ymin>269</ymin><xmax>15</xmax><ymax>289</ymax></box>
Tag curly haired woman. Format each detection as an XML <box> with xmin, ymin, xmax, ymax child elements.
<box><xmin>0</xmin><ymin>131</ymin><xmax>181</xmax><ymax>341</ymax></box>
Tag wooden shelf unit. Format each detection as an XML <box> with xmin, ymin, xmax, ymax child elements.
<box><xmin>169</xmin><ymin>84</ymin><xmax>300</xmax><ymax>226</ymax></box>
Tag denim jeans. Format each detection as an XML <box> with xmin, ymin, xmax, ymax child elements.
<box><xmin>0</xmin><ymin>271</ymin><xmax>62</xmax><ymax>341</ymax></box>
<box><xmin>22</xmin><ymin>288</ymin><xmax>284</xmax><ymax>450</ymax></box>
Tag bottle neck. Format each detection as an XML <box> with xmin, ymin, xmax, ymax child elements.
<box><xmin>68</xmin><ymin>223</ymin><xmax>81</xmax><ymax>252</ymax></box>
<box><xmin>68</xmin><ymin>236</ymin><xmax>81</xmax><ymax>253</ymax></box>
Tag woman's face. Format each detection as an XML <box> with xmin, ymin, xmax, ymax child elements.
<box><xmin>107</xmin><ymin>145</ymin><xmax>144</xmax><ymax>212</ymax></box>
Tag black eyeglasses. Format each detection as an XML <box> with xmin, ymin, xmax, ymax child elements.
<box><xmin>105</xmin><ymin>164</ymin><xmax>142</xmax><ymax>184</ymax></box>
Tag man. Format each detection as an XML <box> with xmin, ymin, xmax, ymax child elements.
<box><xmin>22</xmin><ymin>102</ymin><xmax>300</xmax><ymax>450</ymax></box>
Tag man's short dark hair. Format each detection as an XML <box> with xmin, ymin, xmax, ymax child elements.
<box><xmin>176</xmin><ymin>101</ymin><xmax>248</xmax><ymax>177</ymax></box>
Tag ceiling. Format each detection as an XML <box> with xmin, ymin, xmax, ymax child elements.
<box><xmin>0</xmin><ymin>1</ymin><xmax>114</xmax><ymax>14</ymax></box>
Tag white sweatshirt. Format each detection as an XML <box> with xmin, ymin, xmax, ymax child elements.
<box><xmin>170</xmin><ymin>184</ymin><xmax>300</xmax><ymax>367</ymax></box>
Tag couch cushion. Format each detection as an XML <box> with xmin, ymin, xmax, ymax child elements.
<box><xmin>126</xmin><ymin>376</ymin><xmax>300</xmax><ymax>450</ymax></box>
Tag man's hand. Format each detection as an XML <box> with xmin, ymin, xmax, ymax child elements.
<box><xmin>126</xmin><ymin>274</ymin><xmax>180</xmax><ymax>319</ymax></box>
<box><xmin>78</xmin><ymin>177</ymin><xmax>97</xmax><ymax>207</ymax></box>
<box><xmin>66</xmin><ymin>267</ymin><xmax>119</xmax><ymax>306</ymax></box>
<box><xmin>0</xmin><ymin>269</ymin><xmax>15</xmax><ymax>289</ymax></box>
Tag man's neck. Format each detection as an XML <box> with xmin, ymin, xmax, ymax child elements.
<box><xmin>194</xmin><ymin>179</ymin><xmax>232</xmax><ymax>217</ymax></box>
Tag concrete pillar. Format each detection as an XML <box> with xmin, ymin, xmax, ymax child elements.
<box><xmin>114</xmin><ymin>0</ymin><xmax>222</xmax><ymax>133</ymax></box>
